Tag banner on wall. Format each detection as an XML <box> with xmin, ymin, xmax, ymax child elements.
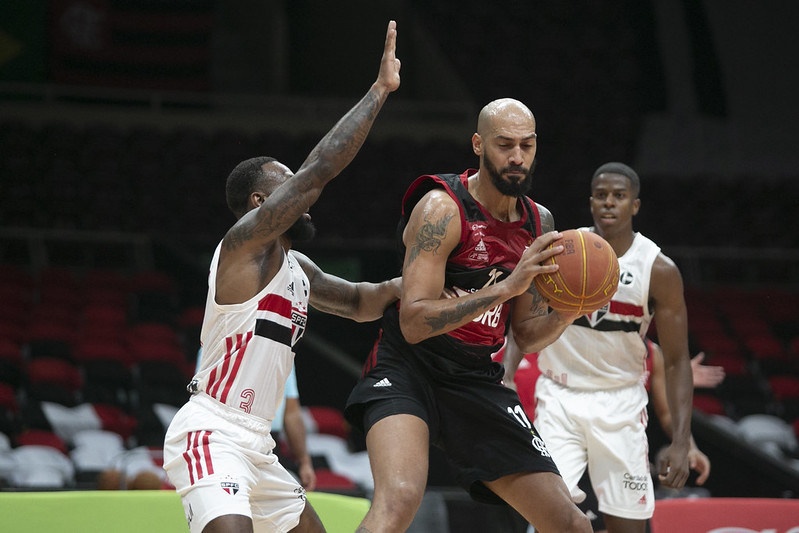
<box><xmin>650</xmin><ymin>497</ymin><xmax>799</xmax><ymax>533</ymax></box>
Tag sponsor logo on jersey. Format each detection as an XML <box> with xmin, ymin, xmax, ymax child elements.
<box><xmin>623</xmin><ymin>472</ymin><xmax>648</xmax><ymax>492</ymax></box>
<box><xmin>468</xmin><ymin>224</ymin><xmax>490</xmax><ymax>262</ymax></box>
<box><xmin>531</xmin><ymin>433</ymin><xmax>551</xmax><ymax>457</ymax></box>
<box><xmin>468</xmin><ymin>238</ymin><xmax>488</xmax><ymax>262</ymax></box>
<box><xmin>291</xmin><ymin>311</ymin><xmax>307</xmax><ymax>328</ymax></box>
<box><xmin>287</xmin><ymin>280</ymin><xmax>295</xmax><ymax>296</ymax></box>
<box><xmin>620</xmin><ymin>270</ymin><xmax>634</xmax><ymax>285</ymax></box>
<box><xmin>373</xmin><ymin>378</ymin><xmax>392</xmax><ymax>388</ymax></box>
<box><xmin>294</xmin><ymin>486</ymin><xmax>307</xmax><ymax>500</ymax></box>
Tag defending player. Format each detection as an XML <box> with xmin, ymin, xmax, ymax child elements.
<box><xmin>163</xmin><ymin>21</ymin><xmax>401</xmax><ymax>533</ymax></box>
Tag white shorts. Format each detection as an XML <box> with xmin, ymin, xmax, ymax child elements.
<box><xmin>534</xmin><ymin>377</ymin><xmax>654</xmax><ymax>520</ymax></box>
<box><xmin>163</xmin><ymin>393</ymin><xmax>306</xmax><ymax>533</ymax></box>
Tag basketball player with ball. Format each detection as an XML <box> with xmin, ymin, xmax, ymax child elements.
<box><xmin>345</xmin><ymin>98</ymin><xmax>592</xmax><ymax>532</ymax></box>
<box><xmin>507</xmin><ymin>162</ymin><xmax>694</xmax><ymax>533</ymax></box>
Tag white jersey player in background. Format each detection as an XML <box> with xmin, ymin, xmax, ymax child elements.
<box><xmin>163</xmin><ymin>21</ymin><xmax>401</xmax><ymax>533</ymax></box>
<box><xmin>506</xmin><ymin>162</ymin><xmax>694</xmax><ymax>533</ymax></box>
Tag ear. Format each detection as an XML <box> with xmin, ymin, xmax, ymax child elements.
<box><xmin>250</xmin><ymin>192</ymin><xmax>266</xmax><ymax>209</ymax></box>
<box><xmin>632</xmin><ymin>197</ymin><xmax>641</xmax><ymax>216</ymax></box>
<box><xmin>472</xmin><ymin>133</ymin><xmax>482</xmax><ymax>156</ymax></box>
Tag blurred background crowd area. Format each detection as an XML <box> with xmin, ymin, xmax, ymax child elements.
<box><xmin>0</xmin><ymin>0</ymin><xmax>798</xmax><ymax>517</ymax></box>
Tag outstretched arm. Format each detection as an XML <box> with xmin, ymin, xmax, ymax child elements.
<box><xmin>225</xmin><ymin>21</ymin><xmax>401</xmax><ymax>250</ymax></box>
<box><xmin>293</xmin><ymin>251</ymin><xmax>401</xmax><ymax>322</ymax></box>
<box><xmin>398</xmin><ymin>190</ymin><xmax>564</xmax><ymax>344</ymax></box>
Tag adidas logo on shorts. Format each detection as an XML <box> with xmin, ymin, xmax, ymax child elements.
<box><xmin>373</xmin><ymin>378</ymin><xmax>392</xmax><ymax>388</ymax></box>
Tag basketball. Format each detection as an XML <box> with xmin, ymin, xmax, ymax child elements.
<box><xmin>533</xmin><ymin>229</ymin><xmax>620</xmax><ymax>314</ymax></box>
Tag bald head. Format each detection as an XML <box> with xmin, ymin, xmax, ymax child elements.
<box><xmin>476</xmin><ymin>98</ymin><xmax>535</xmax><ymax>137</ymax></box>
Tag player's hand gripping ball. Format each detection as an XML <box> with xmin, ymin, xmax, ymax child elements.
<box><xmin>534</xmin><ymin>229</ymin><xmax>620</xmax><ymax>314</ymax></box>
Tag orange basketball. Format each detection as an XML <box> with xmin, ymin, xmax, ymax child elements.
<box><xmin>533</xmin><ymin>229</ymin><xmax>620</xmax><ymax>314</ymax></box>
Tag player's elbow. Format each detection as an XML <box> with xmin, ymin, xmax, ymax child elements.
<box><xmin>399</xmin><ymin>314</ymin><xmax>426</xmax><ymax>345</ymax></box>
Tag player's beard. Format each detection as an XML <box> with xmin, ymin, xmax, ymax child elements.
<box><xmin>484</xmin><ymin>155</ymin><xmax>536</xmax><ymax>197</ymax></box>
<box><xmin>286</xmin><ymin>216</ymin><xmax>316</xmax><ymax>242</ymax></box>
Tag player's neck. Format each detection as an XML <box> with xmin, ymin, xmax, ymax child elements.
<box><xmin>468</xmin><ymin>172</ymin><xmax>519</xmax><ymax>222</ymax></box>
<box><xmin>599</xmin><ymin>229</ymin><xmax>635</xmax><ymax>258</ymax></box>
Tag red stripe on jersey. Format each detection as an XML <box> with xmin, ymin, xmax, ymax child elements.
<box><xmin>219</xmin><ymin>332</ymin><xmax>251</xmax><ymax>403</ymax></box>
<box><xmin>184</xmin><ymin>430</ymin><xmax>211</xmax><ymax>484</ymax></box>
<box><xmin>362</xmin><ymin>330</ymin><xmax>383</xmax><ymax>377</ymax></box>
<box><xmin>183</xmin><ymin>434</ymin><xmax>196</xmax><ymax>484</ymax></box>
<box><xmin>207</xmin><ymin>336</ymin><xmax>235</xmax><ymax>398</ymax></box>
<box><xmin>610</xmin><ymin>300</ymin><xmax>644</xmax><ymax>317</ymax></box>
<box><xmin>258</xmin><ymin>293</ymin><xmax>292</xmax><ymax>317</ymax></box>
<box><xmin>201</xmin><ymin>430</ymin><xmax>214</xmax><ymax>476</ymax></box>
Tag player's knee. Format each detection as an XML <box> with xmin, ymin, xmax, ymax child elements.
<box><xmin>563</xmin><ymin>509</ymin><xmax>592</xmax><ymax>533</ymax></box>
<box><xmin>371</xmin><ymin>482</ymin><xmax>424</xmax><ymax>528</ymax></box>
<box><xmin>539</xmin><ymin>506</ymin><xmax>592</xmax><ymax>533</ymax></box>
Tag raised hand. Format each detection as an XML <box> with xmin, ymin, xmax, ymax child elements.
<box><xmin>376</xmin><ymin>20</ymin><xmax>401</xmax><ymax>93</ymax></box>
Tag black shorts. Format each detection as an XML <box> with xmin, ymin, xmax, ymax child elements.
<box><xmin>344</xmin><ymin>336</ymin><xmax>561</xmax><ymax>504</ymax></box>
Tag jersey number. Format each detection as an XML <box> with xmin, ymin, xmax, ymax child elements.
<box><xmin>239</xmin><ymin>389</ymin><xmax>255</xmax><ymax>414</ymax></box>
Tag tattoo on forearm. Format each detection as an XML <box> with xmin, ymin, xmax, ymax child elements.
<box><xmin>306</xmin><ymin>90</ymin><xmax>382</xmax><ymax>182</ymax></box>
<box><xmin>243</xmin><ymin>89</ymin><xmax>384</xmax><ymax>243</ymax></box>
<box><xmin>527</xmin><ymin>287</ymin><xmax>549</xmax><ymax>317</ymax></box>
<box><xmin>312</xmin><ymin>280</ymin><xmax>359</xmax><ymax>316</ymax></box>
<box><xmin>423</xmin><ymin>296</ymin><xmax>497</xmax><ymax>333</ymax></box>
<box><xmin>406</xmin><ymin>213</ymin><xmax>453</xmax><ymax>267</ymax></box>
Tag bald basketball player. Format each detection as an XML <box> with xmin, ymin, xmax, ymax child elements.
<box><xmin>344</xmin><ymin>98</ymin><xmax>591</xmax><ymax>533</ymax></box>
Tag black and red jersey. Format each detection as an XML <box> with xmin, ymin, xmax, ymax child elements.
<box><xmin>381</xmin><ymin>169</ymin><xmax>542</xmax><ymax>368</ymax></box>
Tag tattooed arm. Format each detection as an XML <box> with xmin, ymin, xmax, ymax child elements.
<box><xmin>399</xmin><ymin>190</ymin><xmax>564</xmax><ymax>344</ymax></box>
<box><xmin>227</xmin><ymin>22</ymin><xmax>400</xmax><ymax>249</ymax></box>
<box><xmin>292</xmin><ymin>251</ymin><xmax>401</xmax><ymax>322</ymax></box>
<box><xmin>509</xmin><ymin>205</ymin><xmax>579</xmax><ymax>354</ymax></box>
<box><xmin>215</xmin><ymin>22</ymin><xmax>400</xmax><ymax>305</ymax></box>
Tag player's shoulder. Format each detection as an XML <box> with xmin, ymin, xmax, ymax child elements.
<box><xmin>413</xmin><ymin>187</ymin><xmax>460</xmax><ymax>216</ymax></box>
<box><xmin>531</xmin><ymin>201</ymin><xmax>554</xmax><ymax>231</ymax></box>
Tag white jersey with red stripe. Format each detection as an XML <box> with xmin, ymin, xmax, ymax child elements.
<box><xmin>193</xmin><ymin>242</ymin><xmax>309</xmax><ymax>424</ymax></box>
<box><xmin>537</xmin><ymin>230</ymin><xmax>660</xmax><ymax>390</ymax></box>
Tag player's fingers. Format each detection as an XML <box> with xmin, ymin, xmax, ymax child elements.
<box><xmin>528</xmin><ymin>230</ymin><xmax>562</xmax><ymax>251</ymax></box>
<box><xmin>695</xmin><ymin>463</ymin><xmax>710</xmax><ymax>485</ymax></box>
<box><xmin>384</xmin><ymin>20</ymin><xmax>397</xmax><ymax>56</ymax></box>
<box><xmin>692</xmin><ymin>352</ymin><xmax>705</xmax><ymax>364</ymax></box>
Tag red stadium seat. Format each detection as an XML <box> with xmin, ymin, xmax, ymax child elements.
<box><xmin>768</xmin><ymin>375</ymin><xmax>799</xmax><ymax>401</ymax></box>
<box><xmin>14</xmin><ymin>429</ymin><xmax>68</xmax><ymax>454</ymax></box>
<box><xmin>314</xmin><ymin>468</ymin><xmax>359</xmax><ymax>492</ymax></box>
<box><xmin>307</xmin><ymin>406</ymin><xmax>350</xmax><ymax>440</ymax></box>
<box><xmin>692</xmin><ymin>393</ymin><xmax>726</xmax><ymax>416</ymax></box>
<box><xmin>74</xmin><ymin>339</ymin><xmax>133</xmax><ymax>366</ymax></box>
<box><xmin>26</xmin><ymin>357</ymin><xmax>83</xmax><ymax>395</ymax></box>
